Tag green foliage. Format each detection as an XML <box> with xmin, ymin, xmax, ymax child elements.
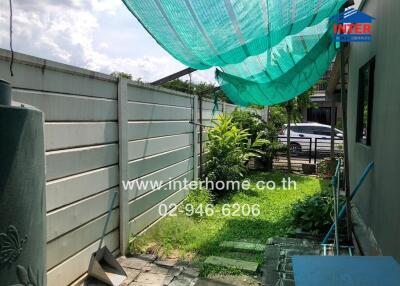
<box><xmin>279</xmin><ymin>87</ymin><xmax>316</xmax><ymax>123</ymax></box>
<box><xmin>267</xmin><ymin>106</ymin><xmax>286</xmax><ymax>136</ymax></box>
<box><xmin>182</xmin><ymin>187</ymin><xmax>214</xmax><ymax>219</ymax></box>
<box><xmin>161</xmin><ymin>79</ymin><xmax>232</xmax><ymax>103</ymax></box>
<box><xmin>160</xmin><ymin>79</ymin><xmax>211</xmax><ymax>95</ymax></box>
<box><xmin>129</xmin><ymin>216</ymin><xmax>197</xmax><ymax>258</ymax></box>
<box><xmin>204</xmin><ymin>114</ymin><xmax>267</xmax><ymax>195</ymax></box>
<box><xmin>317</xmin><ymin>158</ymin><xmax>338</xmax><ymax>178</ymax></box>
<box><xmin>185</xmin><ymin>187</ymin><xmax>214</xmax><ymax>207</ymax></box>
<box><xmin>335</xmin><ymin>118</ymin><xmax>343</xmax><ymax>130</ymax></box>
<box><xmin>110</xmin><ymin>71</ymin><xmax>144</xmax><ymax>84</ymax></box>
<box><xmin>110</xmin><ymin>71</ymin><xmax>133</xmax><ymax>80</ymax></box>
<box><xmin>290</xmin><ymin>189</ymin><xmax>333</xmax><ymax>235</ymax></box>
<box><xmin>279</xmin><ymin>88</ymin><xmax>315</xmax><ymax>172</ymax></box>
<box><xmin>260</xmin><ymin>141</ymin><xmax>287</xmax><ymax>170</ymax></box>
<box><xmin>230</xmin><ymin>108</ymin><xmax>285</xmax><ymax>171</ymax></box>
<box><xmin>230</xmin><ymin>108</ymin><xmax>266</xmax><ymax>142</ymax></box>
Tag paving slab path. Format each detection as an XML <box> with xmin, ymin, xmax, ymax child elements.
<box><xmin>84</xmin><ymin>254</ymin><xmax>199</xmax><ymax>286</ymax></box>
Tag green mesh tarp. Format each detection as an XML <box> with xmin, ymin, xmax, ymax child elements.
<box><xmin>216</xmin><ymin>25</ymin><xmax>336</xmax><ymax>106</ymax></box>
<box><xmin>220</xmin><ymin>20</ymin><xmax>329</xmax><ymax>83</ymax></box>
<box><xmin>122</xmin><ymin>0</ymin><xmax>345</xmax><ymax>69</ymax></box>
<box><xmin>216</xmin><ymin>19</ymin><xmax>337</xmax><ymax>106</ymax></box>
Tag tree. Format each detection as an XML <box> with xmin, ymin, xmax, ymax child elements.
<box><xmin>161</xmin><ymin>79</ymin><xmax>214</xmax><ymax>95</ymax></box>
<box><xmin>267</xmin><ymin>105</ymin><xmax>286</xmax><ymax>137</ymax></box>
<box><xmin>111</xmin><ymin>72</ymin><xmax>144</xmax><ymax>84</ymax></box>
<box><xmin>161</xmin><ymin>79</ymin><xmax>232</xmax><ymax>103</ymax></box>
<box><xmin>280</xmin><ymin>88</ymin><xmax>315</xmax><ymax>172</ymax></box>
<box><xmin>284</xmin><ymin>100</ymin><xmax>294</xmax><ymax>173</ymax></box>
<box><xmin>110</xmin><ymin>71</ymin><xmax>132</xmax><ymax>80</ymax></box>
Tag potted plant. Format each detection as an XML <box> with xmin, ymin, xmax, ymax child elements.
<box><xmin>302</xmin><ymin>163</ymin><xmax>316</xmax><ymax>174</ymax></box>
<box><xmin>317</xmin><ymin>158</ymin><xmax>338</xmax><ymax>178</ymax></box>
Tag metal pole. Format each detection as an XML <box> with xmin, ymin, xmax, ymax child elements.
<box><xmin>193</xmin><ymin>95</ymin><xmax>199</xmax><ymax>181</ymax></box>
<box><xmin>199</xmin><ymin>95</ymin><xmax>203</xmax><ymax>179</ymax></box>
<box><xmin>286</xmin><ymin>101</ymin><xmax>293</xmax><ymax>173</ymax></box>
<box><xmin>330</xmin><ymin>102</ymin><xmax>336</xmax><ymax>159</ymax></box>
<box><xmin>151</xmin><ymin>67</ymin><xmax>196</xmax><ymax>85</ymax></box>
<box><xmin>309</xmin><ymin>138</ymin><xmax>312</xmax><ymax>163</ymax></box>
<box><xmin>333</xmin><ymin>186</ymin><xmax>339</xmax><ymax>255</ymax></box>
<box><xmin>336</xmin><ymin>160</ymin><xmax>341</xmax><ymax>254</ymax></box>
<box><xmin>341</xmin><ymin>42</ymin><xmax>352</xmax><ymax>243</ymax></box>
<box><xmin>333</xmin><ymin>159</ymin><xmax>341</xmax><ymax>255</ymax></box>
<box><xmin>314</xmin><ymin>138</ymin><xmax>318</xmax><ymax>165</ymax></box>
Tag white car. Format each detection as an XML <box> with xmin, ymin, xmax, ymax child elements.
<box><xmin>279</xmin><ymin>122</ymin><xmax>343</xmax><ymax>154</ymax></box>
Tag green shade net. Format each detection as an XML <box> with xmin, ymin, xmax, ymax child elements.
<box><xmin>216</xmin><ymin>19</ymin><xmax>337</xmax><ymax>106</ymax></box>
<box><xmin>220</xmin><ymin>20</ymin><xmax>328</xmax><ymax>83</ymax></box>
<box><xmin>122</xmin><ymin>0</ymin><xmax>345</xmax><ymax>69</ymax></box>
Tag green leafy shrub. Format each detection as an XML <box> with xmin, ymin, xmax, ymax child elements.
<box><xmin>263</xmin><ymin>106</ymin><xmax>287</xmax><ymax>159</ymax></box>
<box><xmin>204</xmin><ymin>113</ymin><xmax>266</xmax><ymax>196</ymax></box>
<box><xmin>230</xmin><ymin>108</ymin><xmax>284</xmax><ymax>171</ymax></box>
<box><xmin>231</xmin><ymin>108</ymin><xmax>267</xmax><ymax>142</ymax></box>
<box><xmin>290</xmin><ymin>190</ymin><xmax>334</xmax><ymax>235</ymax></box>
<box><xmin>258</xmin><ymin>140</ymin><xmax>287</xmax><ymax>171</ymax></box>
<box><xmin>317</xmin><ymin>158</ymin><xmax>338</xmax><ymax>178</ymax></box>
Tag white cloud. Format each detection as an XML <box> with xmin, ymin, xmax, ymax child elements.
<box><xmin>89</xmin><ymin>0</ymin><xmax>121</xmax><ymax>14</ymax></box>
<box><xmin>39</xmin><ymin>36</ymin><xmax>72</xmax><ymax>62</ymax></box>
<box><xmin>0</xmin><ymin>0</ymin><xmax>216</xmax><ymax>83</ymax></box>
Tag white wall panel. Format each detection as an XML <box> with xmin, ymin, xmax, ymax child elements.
<box><xmin>0</xmin><ymin>48</ymin><xmax>245</xmax><ymax>285</ymax></box>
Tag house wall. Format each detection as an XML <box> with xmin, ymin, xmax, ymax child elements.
<box><xmin>347</xmin><ymin>0</ymin><xmax>400</xmax><ymax>261</ymax></box>
<box><xmin>303</xmin><ymin>102</ymin><xmax>343</xmax><ymax>127</ymax></box>
<box><xmin>0</xmin><ymin>48</ymin><xmax>251</xmax><ymax>285</ymax></box>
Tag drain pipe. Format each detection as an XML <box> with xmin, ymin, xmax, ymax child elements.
<box><xmin>0</xmin><ymin>79</ymin><xmax>11</xmax><ymax>106</ymax></box>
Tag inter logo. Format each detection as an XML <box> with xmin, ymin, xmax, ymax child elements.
<box><xmin>330</xmin><ymin>8</ymin><xmax>376</xmax><ymax>43</ymax></box>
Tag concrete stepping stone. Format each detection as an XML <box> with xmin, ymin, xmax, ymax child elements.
<box><xmin>196</xmin><ymin>274</ymin><xmax>260</xmax><ymax>286</ymax></box>
<box><xmin>219</xmin><ymin>241</ymin><xmax>266</xmax><ymax>253</ymax></box>
<box><xmin>204</xmin><ymin>256</ymin><xmax>259</xmax><ymax>273</ymax></box>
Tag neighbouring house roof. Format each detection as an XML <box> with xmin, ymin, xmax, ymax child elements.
<box><xmin>310</xmin><ymin>92</ymin><xmax>327</xmax><ymax>103</ymax></box>
<box><xmin>330</xmin><ymin>8</ymin><xmax>376</xmax><ymax>23</ymax></box>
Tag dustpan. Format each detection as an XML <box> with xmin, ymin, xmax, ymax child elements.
<box><xmin>88</xmin><ymin>191</ymin><xmax>127</xmax><ymax>285</ymax></box>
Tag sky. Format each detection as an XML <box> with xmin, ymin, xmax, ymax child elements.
<box><xmin>0</xmin><ymin>0</ymin><xmax>216</xmax><ymax>83</ymax></box>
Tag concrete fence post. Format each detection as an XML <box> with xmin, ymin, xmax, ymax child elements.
<box><xmin>193</xmin><ymin>94</ymin><xmax>198</xmax><ymax>181</ymax></box>
<box><xmin>262</xmin><ymin>107</ymin><xmax>269</xmax><ymax>122</ymax></box>
<box><xmin>117</xmin><ymin>77</ymin><xmax>129</xmax><ymax>255</ymax></box>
